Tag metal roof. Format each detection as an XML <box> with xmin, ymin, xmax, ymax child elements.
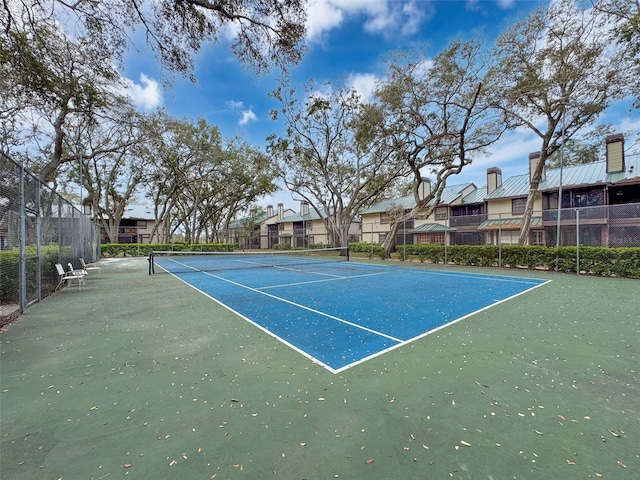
<box><xmin>440</xmin><ymin>183</ymin><xmax>476</xmax><ymax>204</ymax></box>
<box><xmin>228</xmin><ymin>213</ymin><xmax>270</xmax><ymax>229</ymax></box>
<box><xmin>477</xmin><ymin>216</ymin><xmax>542</xmax><ymax>230</ymax></box>
<box><xmin>361</xmin><ymin>183</ymin><xmax>476</xmax><ymax>214</ymax></box>
<box><xmin>461</xmin><ymin>185</ymin><xmax>487</xmax><ymax>204</ymax></box>
<box><xmin>122</xmin><ymin>204</ymin><xmax>155</xmax><ymax>219</ymax></box>
<box><xmin>274</xmin><ymin>209</ymin><xmax>361</xmax><ymax>224</ymax></box>
<box><xmin>277</xmin><ymin>209</ymin><xmax>323</xmax><ymax>223</ymax></box>
<box><xmin>411</xmin><ymin>223</ymin><xmax>456</xmax><ymax>233</ymax></box>
<box><xmin>359</xmin><ymin>195</ymin><xmax>415</xmax><ymax>214</ymax></box>
<box><xmin>487</xmin><ymin>157</ymin><xmax>640</xmax><ymax>199</ymax></box>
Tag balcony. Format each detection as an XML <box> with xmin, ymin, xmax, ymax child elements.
<box><xmin>450</xmin><ymin>213</ymin><xmax>487</xmax><ymax>228</ymax></box>
<box><xmin>542</xmin><ymin>206</ymin><xmax>607</xmax><ymax>223</ymax></box>
<box><xmin>540</xmin><ymin>202</ymin><xmax>640</xmax><ymax>226</ymax></box>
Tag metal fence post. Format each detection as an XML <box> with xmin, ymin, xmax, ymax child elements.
<box><xmin>576</xmin><ymin>209</ymin><xmax>580</xmax><ymax>275</ymax></box>
<box><xmin>19</xmin><ymin>161</ymin><xmax>27</xmax><ymax>313</ymax></box>
<box><xmin>498</xmin><ymin>213</ymin><xmax>502</xmax><ymax>268</ymax></box>
<box><xmin>36</xmin><ymin>175</ymin><xmax>42</xmax><ymax>301</ymax></box>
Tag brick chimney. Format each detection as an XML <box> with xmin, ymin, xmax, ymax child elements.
<box><xmin>267</xmin><ymin>205</ymin><xmax>274</xmax><ymax>218</ymax></box>
<box><xmin>529</xmin><ymin>151</ymin><xmax>545</xmax><ymax>183</ymax></box>
<box><xmin>606</xmin><ymin>134</ymin><xmax>625</xmax><ymax>173</ymax></box>
<box><xmin>277</xmin><ymin>203</ymin><xmax>284</xmax><ymax>220</ymax></box>
<box><xmin>486</xmin><ymin>167</ymin><xmax>502</xmax><ymax>194</ymax></box>
<box><xmin>417</xmin><ymin>178</ymin><xmax>432</xmax><ymax>201</ymax></box>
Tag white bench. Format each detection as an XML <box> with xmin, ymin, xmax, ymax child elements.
<box><xmin>55</xmin><ymin>263</ymin><xmax>85</xmax><ymax>291</ymax></box>
<box><xmin>80</xmin><ymin>258</ymin><xmax>101</xmax><ymax>275</ymax></box>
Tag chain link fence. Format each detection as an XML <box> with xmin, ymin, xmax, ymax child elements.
<box><xmin>361</xmin><ymin>203</ymin><xmax>640</xmax><ymax>249</ymax></box>
<box><xmin>1</xmin><ymin>154</ymin><xmax>101</xmax><ymax>326</ymax></box>
<box><xmin>227</xmin><ymin>226</ymin><xmax>359</xmax><ymax>250</ymax></box>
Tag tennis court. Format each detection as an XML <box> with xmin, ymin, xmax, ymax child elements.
<box><xmin>1</xmin><ymin>257</ymin><xmax>638</xmax><ymax>480</ymax></box>
<box><xmin>151</xmin><ymin>249</ymin><xmax>549</xmax><ymax>372</ymax></box>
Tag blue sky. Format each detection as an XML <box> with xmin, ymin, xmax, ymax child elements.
<box><xmin>121</xmin><ymin>0</ymin><xmax>637</xmax><ymax>211</ymax></box>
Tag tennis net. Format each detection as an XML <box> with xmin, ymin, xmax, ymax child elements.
<box><xmin>148</xmin><ymin>247</ymin><xmax>349</xmax><ymax>274</ymax></box>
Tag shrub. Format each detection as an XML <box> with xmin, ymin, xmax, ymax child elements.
<box><xmin>350</xmin><ymin>242</ymin><xmax>387</xmax><ymax>259</ymax></box>
<box><xmin>382</xmin><ymin>244</ymin><xmax>640</xmax><ymax>278</ymax></box>
<box><xmin>101</xmin><ymin>243</ymin><xmax>234</xmax><ymax>257</ymax></box>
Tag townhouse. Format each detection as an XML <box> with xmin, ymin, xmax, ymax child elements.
<box><xmin>360</xmin><ymin>134</ymin><xmax>640</xmax><ymax>248</ymax></box>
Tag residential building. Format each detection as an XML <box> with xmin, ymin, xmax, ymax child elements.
<box><xmin>360</xmin><ymin>180</ymin><xmax>477</xmax><ymax>246</ymax></box>
<box><xmin>230</xmin><ymin>201</ymin><xmax>361</xmax><ymax>249</ymax></box>
<box><xmin>228</xmin><ymin>204</ymin><xmax>296</xmax><ymax>249</ymax></box>
<box><xmin>271</xmin><ymin>201</ymin><xmax>361</xmax><ymax>248</ymax></box>
<box><xmin>360</xmin><ymin>134</ymin><xmax>640</xmax><ymax>248</ymax></box>
<box><xmin>482</xmin><ymin>134</ymin><xmax>640</xmax><ymax>247</ymax></box>
<box><xmin>108</xmin><ymin>204</ymin><xmax>161</xmax><ymax>244</ymax></box>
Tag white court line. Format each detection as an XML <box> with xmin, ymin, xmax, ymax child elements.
<box><xmin>158</xmin><ymin>258</ymin><xmax>551</xmax><ymax>374</ymax></box>
<box><xmin>161</xmin><ymin>272</ymin><xmax>342</xmax><ymax>373</ymax></box>
<box><xmin>329</xmin><ymin>278</ymin><xmax>553</xmax><ymax>374</ymax></box>
<box><xmin>196</xmin><ymin>269</ymin><xmax>404</xmax><ymax>344</ymax></box>
<box><xmin>259</xmin><ymin>271</ymin><xmax>390</xmax><ymax>290</ymax></box>
<box><xmin>273</xmin><ymin>264</ymin><xmax>346</xmax><ymax>278</ymax></box>
<box><xmin>342</xmin><ymin>260</ymin><xmax>547</xmax><ymax>285</ymax></box>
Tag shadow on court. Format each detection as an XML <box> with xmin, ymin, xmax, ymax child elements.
<box><xmin>1</xmin><ymin>257</ymin><xmax>638</xmax><ymax>479</ymax></box>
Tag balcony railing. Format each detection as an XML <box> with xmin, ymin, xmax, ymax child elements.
<box><xmin>540</xmin><ymin>203</ymin><xmax>640</xmax><ymax>223</ymax></box>
<box><xmin>542</xmin><ymin>206</ymin><xmax>608</xmax><ymax>222</ymax></box>
<box><xmin>450</xmin><ymin>213</ymin><xmax>488</xmax><ymax>227</ymax></box>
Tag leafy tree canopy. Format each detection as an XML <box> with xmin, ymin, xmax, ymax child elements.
<box><xmin>1</xmin><ymin>0</ymin><xmax>308</xmax><ymax>78</ymax></box>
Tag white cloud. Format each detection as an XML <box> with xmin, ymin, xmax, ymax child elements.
<box><xmin>347</xmin><ymin>73</ymin><xmax>378</xmax><ymax>103</ymax></box>
<box><xmin>305</xmin><ymin>0</ymin><xmax>345</xmax><ymax>41</ymax></box>
<box><xmin>239</xmin><ymin>110</ymin><xmax>258</xmax><ymax>125</ymax></box>
<box><xmin>226</xmin><ymin>100</ymin><xmax>245</xmax><ymax>110</ymax></box>
<box><xmin>122</xmin><ymin>73</ymin><xmax>162</xmax><ymax>110</ymax></box>
<box><xmin>466</xmin><ymin>0</ymin><xmax>517</xmax><ymax>11</ymax></box>
<box><xmin>437</xmin><ymin>128</ymin><xmax>543</xmax><ymax>187</ymax></box>
<box><xmin>226</xmin><ymin>99</ymin><xmax>258</xmax><ymax>125</ymax></box>
<box><xmin>306</xmin><ymin>0</ymin><xmax>432</xmax><ymax>42</ymax></box>
<box><xmin>496</xmin><ymin>0</ymin><xmax>517</xmax><ymax>9</ymax></box>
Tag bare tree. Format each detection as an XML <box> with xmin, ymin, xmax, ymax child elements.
<box><xmin>268</xmin><ymin>78</ymin><xmax>408</xmax><ymax>248</ymax></box>
<box><xmin>545</xmin><ymin>124</ymin><xmax>617</xmax><ymax>168</ymax></box>
<box><xmin>372</xmin><ymin>40</ymin><xmax>506</xmax><ymax>257</ymax></box>
<box><xmin>491</xmin><ymin>0</ymin><xmax>629</xmax><ymax>244</ymax></box>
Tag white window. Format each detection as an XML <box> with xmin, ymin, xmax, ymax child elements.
<box><xmin>532</xmin><ymin>230</ymin><xmax>545</xmax><ymax>245</ymax></box>
<box><xmin>512</xmin><ymin>198</ymin><xmax>527</xmax><ymax>215</ymax></box>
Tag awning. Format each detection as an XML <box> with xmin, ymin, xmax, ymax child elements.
<box><xmin>477</xmin><ymin>216</ymin><xmax>542</xmax><ymax>231</ymax></box>
<box><xmin>411</xmin><ymin>223</ymin><xmax>456</xmax><ymax>233</ymax></box>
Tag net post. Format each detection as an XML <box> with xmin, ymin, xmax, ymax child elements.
<box><xmin>148</xmin><ymin>251</ymin><xmax>154</xmax><ymax>275</ymax></box>
<box><xmin>345</xmin><ymin>246</ymin><xmax>350</xmax><ymax>261</ymax></box>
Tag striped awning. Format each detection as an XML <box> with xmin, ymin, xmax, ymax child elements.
<box><xmin>477</xmin><ymin>216</ymin><xmax>542</xmax><ymax>231</ymax></box>
<box><xmin>411</xmin><ymin>223</ymin><xmax>456</xmax><ymax>233</ymax></box>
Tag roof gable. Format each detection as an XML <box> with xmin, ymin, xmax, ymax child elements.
<box><xmin>361</xmin><ymin>182</ymin><xmax>477</xmax><ymax>214</ymax></box>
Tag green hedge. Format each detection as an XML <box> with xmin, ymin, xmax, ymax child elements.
<box><xmin>101</xmin><ymin>243</ymin><xmax>338</xmax><ymax>257</ymax></box>
<box><xmin>349</xmin><ymin>242</ymin><xmax>386</xmax><ymax>259</ymax></box>
<box><xmin>98</xmin><ymin>242</ymin><xmax>640</xmax><ymax>278</ymax></box>
<box><xmin>364</xmin><ymin>243</ymin><xmax>640</xmax><ymax>279</ymax></box>
<box><xmin>0</xmin><ymin>245</ymin><xmax>61</xmax><ymax>303</ymax></box>
<box><xmin>100</xmin><ymin>243</ymin><xmax>235</xmax><ymax>257</ymax></box>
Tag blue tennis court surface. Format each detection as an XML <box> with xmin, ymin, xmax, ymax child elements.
<box><xmin>154</xmin><ymin>257</ymin><xmax>550</xmax><ymax>373</ymax></box>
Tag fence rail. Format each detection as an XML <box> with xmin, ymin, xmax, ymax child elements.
<box><xmin>1</xmin><ymin>154</ymin><xmax>101</xmax><ymax>326</ymax></box>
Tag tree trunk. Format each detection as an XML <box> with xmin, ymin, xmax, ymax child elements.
<box><xmin>381</xmin><ymin>220</ymin><xmax>401</xmax><ymax>258</ymax></box>
<box><xmin>518</xmin><ymin>150</ymin><xmax>548</xmax><ymax>245</ymax></box>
